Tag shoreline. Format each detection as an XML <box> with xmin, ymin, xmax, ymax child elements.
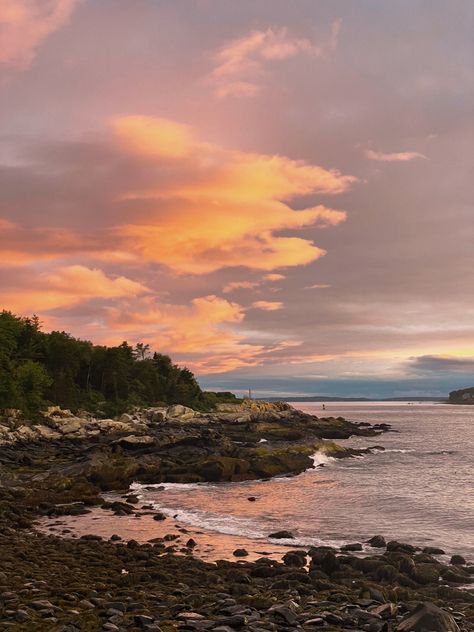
<box><xmin>1</xmin><ymin>402</ymin><xmax>474</xmax><ymax>630</ymax></box>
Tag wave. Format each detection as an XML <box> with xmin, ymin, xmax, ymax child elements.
<box><xmin>311</xmin><ymin>451</ymin><xmax>337</xmax><ymax>467</ymax></box>
<box><xmin>136</xmin><ymin>496</ymin><xmax>351</xmax><ymax>550</ymax></box>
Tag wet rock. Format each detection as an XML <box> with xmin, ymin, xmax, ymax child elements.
<box><xmin>386</xmin><ymin>540</ymin><xmax>417</xmax><ymax>554</ymax></box>
<box><xmin>268</xmin><ymin>605</ymin><xmax>298</xmax><ymax>625</ymax></box>
<box><xmin>368</xmin><ymin>535</ymin><xmax>386</xmax><ymax>548</ymax></box>
<box><xmin>450</xmin><ymin>554</ymin><xmax>466</xmax><ymax>565</ymax></box>
<box><xmin>342</xmin><ymin>542</ymin><xmax>363</xmax><ymax>551</ymax></box>
<box><xmin>233</xmin><ymin>549</ymin><xmax>249</xmax><ymax>557</ymax></box>
<box><xmin>153</xmin><ymin>512</ymin><xmax>166</xmax><ymax>521</ymax></box>
<box><xmin>268</xmin><ymin>530</ymin><xmax>294</xmax><ymax>539</ymax></box>
<box><xmin>423</xmin><ymin>546</ymin><xmax>445</xmax><ymax>555</ymax></box>
<box><xmin>282</xmin><ymin>551</ymin><xmax>306</xmax><ymax>567</ymax></box>
<box><xmin>397</xmin><ymin>602</ymin><xmax>459</xmax><ymax>632</ymax></box>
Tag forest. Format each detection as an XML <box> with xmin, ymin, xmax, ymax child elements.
<box><xmin>0</xmin><ymin>311</ymin><xmax>236</xmax><ymax>417</ymax></box>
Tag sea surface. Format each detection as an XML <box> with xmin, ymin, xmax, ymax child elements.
<box><xmin>40</xmin><ymin>402</ymin><xmax>474</xmax><ymax>561</ymax></box>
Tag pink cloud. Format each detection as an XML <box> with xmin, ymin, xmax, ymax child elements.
<box><xmin>0</xmin><ymin>0</ymin><xmax>80</xmax><ymax>69</ymax></box>
<box><xmin>365</xmin><ymin>149</ymin><xmax>427</xmax><ymax>162</ymax></box>
<box><xmin>210</xmin><ymin>21</ymin><xmax>342</xmax><ymax>98</ymax></box>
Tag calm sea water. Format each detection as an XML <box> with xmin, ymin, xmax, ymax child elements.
<box><xmin>132</xmin><ymin>402</ymin><xmax>474</xmax><ymax>558</ymax></box>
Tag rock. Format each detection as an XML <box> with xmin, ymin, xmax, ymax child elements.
<box><xmin>413</xmin><ymin>563</ymin><xmax>440</xmax><ymax>585</ymax></box>
<box><xmin>177</xmin><ymin>612</ymin><xmax>205</xmax><ymax>620</ymax></box>
<box><xmin>35</xmin><ymin>425</ymin><xmax>61</xmax><ymax>440</ymax></box>
<box><xmin>134</xmin><ymin>614</ymin><xmax>154</xmax><ymax>626</ymax></box>
<box><xmin>342</xmin><ymin>542</ymin><xmax>363</xmax><ymax>551</ymax></box>
<box><xmin>441</xmin><ymin>569</ymin><xmax>471</xmax><ymax>583</ymax></box>
<box><xmin>110</xmin><ymin>534</ymin><xmax>121</xmax><ymax>541</ymax></box>
<box><xmin>233</xmin><ymin>549</ymin><xmax>249</xmax><ymax>557</ymax></box>
<box><xmin>269</xmin><ymin>605</ymin><xmax>298</xmax><ymax>625</ymax></box>
<box><xmin>423</xmin><ymin>546</ymin><xmax>445</xmax><ymax>555</ymax></box>
<box><xmin>282</xmin><ymin>551</ymin><xmax>306</xmax><ymax>567</ymax></box>
<box><xmin>216</xmin><ymin>614</ymin><xmax>248</xmax><ymax>627</ymax></box>
<box><xmin>450</xmin><ymin>555</ymin><xmax>466</xmax><ymax>565</ymax></box>
<box><xmin>30</xmin><ymin>599</ymin><xmax>56</xmax><ymax>610</ymax></box>
<box><xmin>186</xmin><ymin>538</ymin><xmax>197</xmax><ymax>548</ymax></box>
<box><xmin>57</xmin><ymin>418</ymin><xmax>87</xmax><ymax>434</ymax></box>
<box><xmin>119</xmin><ymin>413</ymin><xmax>134</xmax><ymax>423</ymax></box>
<box><xmin>115</xmin><ymin>434</ymin><xmax>155</xmax><ymax>448</ymax></box>
<box><xmin>153</xmin><ymin>513</ymin><xmax>166</xmax><ymax>521</ymax></box>
<box><xmin>248</xmin><ymin>496</ymin><xmax>257</xmax><ymax>502</ymax></box>
<box><xmin>397</xmin><ymin>602</ymin><xmax>459</xmax><ymax>632</ymax></box>
<box><xmin>268</xmin><ymin>530</ymin><xmax>294</xmax><ymax>539</ymax></box>
<box><xmin>368</xmin><ymin>535</ymin><xmax>386</xmax><ymax>548</ymax></box>
<box><xmin>386</xmin><ymin>540</ymin><xmax>417</xmax><ymax>553</ymax></box>
<box><xmin>166</xmin><ymin>404</ymin><xmax>195</xmax><ymax>420</ymax></box>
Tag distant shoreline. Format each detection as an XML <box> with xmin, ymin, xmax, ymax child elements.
<box><xmin>268</xmin><ymin>396</ymin><xmax>445</xmax><ymax>403</ymax></box>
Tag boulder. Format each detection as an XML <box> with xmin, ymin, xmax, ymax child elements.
<box><xmin>115</xmin><ymin>435</ymin><xmax>155</xmax><ymax>448</ymax></box>
<box><xmin>166</xmin><ymin>405</ymin><xmax>195</xmax><ymax>420</ymax></box>
<box><xmin>34</xmin><ymin>425</ymin><xmax>61</xmax><ymax>440</ymax></box>
<box><xmin>397</xmin><ymin>602</ymin><xmax>459</xmax><ymax>632</ymax></box>
<box><xmin>368</xmin><ymin>535</ymin><xmax>386</xmax><ymax>548</ymax></box>
<box><xmin>57</xmin><ymin>418</ymin><xmax>87</xmax><ymax>434</ymax></box>
<box><xmin>268</xmin><ymin>530</ymin><xmax>294</xmax><ymax>539</ymax></box>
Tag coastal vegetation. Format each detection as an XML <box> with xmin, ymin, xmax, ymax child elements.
<box><xmin>0</xmin><ymin>311</ymin><xmax>237</xmax><ymax>417</ymax></box>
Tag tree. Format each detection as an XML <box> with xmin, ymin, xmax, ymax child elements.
<box><xmin>15</xmin><ymin>361</ymin><xmax>52</xmax><ymax>414</ymax></box>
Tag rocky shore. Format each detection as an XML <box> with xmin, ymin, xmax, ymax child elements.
<box><xmin>0</xmin><ymin>401</ymin><xmax>472</xmax><ymax>631</ymax></box>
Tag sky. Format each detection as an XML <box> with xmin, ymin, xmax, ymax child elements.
<box><xmin>0</xmin><ymin>0</ymin><xmax>473</xmax><ymax>398</ymax></box>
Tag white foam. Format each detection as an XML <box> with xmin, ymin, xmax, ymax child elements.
<box><xmin>311</xmin><ymin>451</ymin><xmax>336</xmax><ymax>467</ymax></box>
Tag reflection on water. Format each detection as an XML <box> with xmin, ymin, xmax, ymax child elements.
<box><xmin>37</xmin><ymin>402</ymin><xmax>474</xmax><ymax>561</ymax></box>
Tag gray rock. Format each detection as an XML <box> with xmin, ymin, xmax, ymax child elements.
<box><xmin>268</xmin><ymin>530</ymin><xmax>294</xmax><ymax>539</ymax></box>
<box><xmin>397</xmin><ymin>602</ymin><xmax>459</xmax><ymax>632</ymax></box>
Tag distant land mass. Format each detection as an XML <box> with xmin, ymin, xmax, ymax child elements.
<box><xmin>448</xmin><ymin>386</ymin><xmax>474</xmax><ymax>404</ymax></box>
<box><xmin>267</xmin><ymin>396</ymin><xmax>444</xmax><ymax>402</ymax></box>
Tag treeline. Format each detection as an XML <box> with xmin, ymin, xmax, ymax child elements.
<box><xmin>0</xmin><ymin>311</ymin><xmax>236</xmax><ymax>417</ymax></box>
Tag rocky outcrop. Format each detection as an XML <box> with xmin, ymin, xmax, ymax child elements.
<box><xmin>449</xmin><ymin>387</ymin><xmax>474</xmax><ymax>404</ymax></box>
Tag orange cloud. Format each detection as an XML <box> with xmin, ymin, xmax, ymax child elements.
<box><xmin>103</xmin><ymin>295</ymin><xmax>265</xmax><ymax>373</ymax></box>
<box><xmin>0</xmin><ymin>115</ymin><xmax>355</xmax><ymax>374</ymax></box>
<box><xmin>365</xmin><ymin>149</ymin><xmax>427</xmax><ymax>162</ymax></box>
<box><xmin>114</xmin><ymin>115</ymin><xmax>352</xmax><ymax>274</ymax></box>
<box><xmin>0</xmin><ymin>265</ymin><xmax>149</xmax><ymax>312</ymax></box>
<box><xmin>264</xmin><ymin>273</ymin><xmax>286</xmax><ymax>281</ymax></box>
<box><xmin>113</xmin><ymin>116</ymin><xmax>195</xmax><ymax>159</ymax></box>
<box><xmin>223</xmin><ymin>281</ymin><xmax>260</xmax><ymax>293</ymax></box>
<box><xmin>0</xmin><ymin>0</ymin><xmax>80</xmax><ymax>69</ymax></box>
<box><xmin>210</xmin><ymin>23</ymin><xmax>341</xmax><ymax>98</ymax></box>
<box><xmin>252</xmin><ymin>300</ymin><xmax>284</xmax><ymax>311</ymax></box>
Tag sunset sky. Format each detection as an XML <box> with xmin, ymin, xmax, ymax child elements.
<box><xmin>1</xmin><ymin>0</ymin><xmax>473</xmax><ymax>397</ymax></box>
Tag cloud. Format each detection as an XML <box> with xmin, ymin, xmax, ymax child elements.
<box><xmin>305</xmin><ymin>283</ymin><xmax>331</xmax><ymax>289</ymax></box>
<box><xmin>0</xmin><ymin>265</ymin><xmax>149</xmax><ymax>312</ymax></box>
<box><xmin>223</xmin><ymin>281</ymin><xmax>260</xmax><ymax>293</ymax></box>
<box><xmin>0</xmin><ymin>0</ymin><xmax>80</xmax><ymax>69</ymax></box>
<box><xmin>252</xmin><ymin>300</ymin><xmax>284</xmax><ymax>311</ymax></box>
<box><xmin>114</xmin><ymin>115</ymin><xmax>352</xmax><ymax>274</ymax></box>
<box><xmin>103</xmin><ymin>294</ymin><xmax>265</xmax><ymax>373</ymax></box>
<box><xmin>112</xmin><ymin>116</ymin><xmax>195</xmax><ymax>159</ymax></box>
<box><xmin>365</xmin><ymin>149</ymin><xmax>427</xmax><ymax>162</ymax></box>
<box><xmin>210</xmin><ymin>22</ymin><xmax>341</xmax><ymax>98</ymax></box>
<box><xmin>264</xmin><ymin>273</ymin><xmax>286</xmax><ymax>282</ymax></box>
<box><xmin>0</xmin><ymin>114</ymin><xmax>354</xmax><ymax>373</ymax></box>
<box><xmin>406</xmin><ymin>355</ymin><xmax>474</xmax><ymax>374</ymax></box>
